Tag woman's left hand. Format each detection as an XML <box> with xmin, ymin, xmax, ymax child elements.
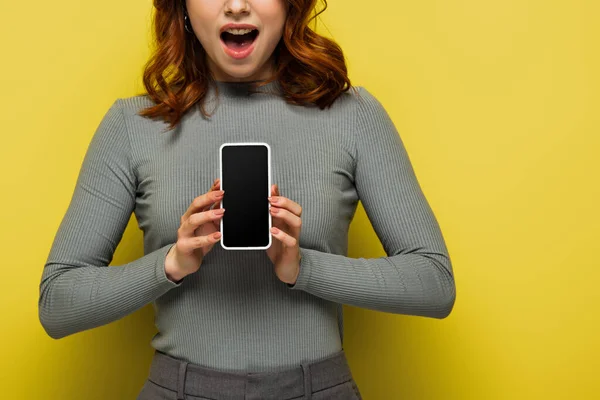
<box><xmin>266</xmin><ymin>184</ymin><xmax>302</xmax><ymax>285</ymax></box>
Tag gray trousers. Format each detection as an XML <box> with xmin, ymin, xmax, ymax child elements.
<box><xmin>137</xmin><ymin>349</ymin><xmax>363</xmax><ymax>400</ymax></box>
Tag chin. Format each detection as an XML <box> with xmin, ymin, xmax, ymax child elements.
<box><xmin>218</xmin><ymin>64</ymin><xmax>260</xmax><ymax>80</ymax></box>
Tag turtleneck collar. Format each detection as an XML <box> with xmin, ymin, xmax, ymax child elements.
<box><xmin>211</xmin><ymin>79</ymin><xmax>282</xmax><ymax>98</ymax></box>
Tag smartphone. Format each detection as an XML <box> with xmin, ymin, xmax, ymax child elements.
<box><xmin>219</xmin><ymin>142</ymin><xmax>272</xmax><ymax>250</ymax></box>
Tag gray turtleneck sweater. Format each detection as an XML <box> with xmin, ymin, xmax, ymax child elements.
<box><xmin>38</xmin><ymin>80</ymin><xmax>456</xmax><ymax>372</ymax></box>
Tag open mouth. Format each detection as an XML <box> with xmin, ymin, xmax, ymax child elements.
<box><xmin>220</xmin><ymin>29</ymin><xmax>259</xmax><ymax>52</ymax></box>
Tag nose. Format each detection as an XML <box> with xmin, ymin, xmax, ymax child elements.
<box><xmin>225</xmin><ymin>0</ymin><xmax>250</xmax><ymax>15</ymax></box>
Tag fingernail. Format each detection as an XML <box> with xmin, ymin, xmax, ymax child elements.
<box><xmin>270</xmin><ymin>197</ymin><xmax>278</xmax><ymax>203</ymax></box>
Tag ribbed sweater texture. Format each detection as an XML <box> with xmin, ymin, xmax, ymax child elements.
<box><xmin>39</xmin><ymin>80</ymin><xmax>456</xmax><ymax>372</ymax></box>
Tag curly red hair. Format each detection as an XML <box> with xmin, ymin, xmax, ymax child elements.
<box><xmin>137</xmin><ymin>0</ymin><xmax>354</xmax><ymax>130</ymax></box>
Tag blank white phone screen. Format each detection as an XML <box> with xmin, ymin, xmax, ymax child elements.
<box><xmin>221</xmin><ymin>144</ymin><xmax>270</xmax><ymax>248</ymax></box>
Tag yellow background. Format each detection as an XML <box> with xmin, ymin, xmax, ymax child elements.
<box><xmin>1</xmin><ymin>0</ymin><xmax>598</xmax><ymax>398</ymax></box>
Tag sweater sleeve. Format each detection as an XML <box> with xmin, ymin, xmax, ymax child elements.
<box><xmin>287</xmin><ymin>87</ymin><xmax>456</xmax><ymax>319</ymax></box>
<box><xmin>38</xmin><ymin>99</ymin><xmax>181</xmax><ymax>339</ymax></box>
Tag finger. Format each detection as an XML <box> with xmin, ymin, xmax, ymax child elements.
<box><xmin>205</xmin><ymin>180</ymin><xmax>223</xmax><ymax>211</ymax></box>
<box><xmin>270</xmin><ymin>227</ymin><xmax>297</xmax><ymax>247</ymax></box>
<box><xmin>203</xmin><ymin>200</ymin><xmax>221</xmax><ymax>214</ymax></box>
<box><xmin>269</xmin><ymin>184</ymin><xmax>279</xmax><ymax>197</ymax></box>
<box><xmin>204</xmin><ymin>178</ymin><xmax>220</xmax><ymax>200</ymax></box>
<box><xmin>270</xmin><ymin>206</ymin><xmax>301</xmax><ymax>237</ymax></box>
<box><xmin>206</xmin><ymin>179</ymin><xmax>224</xmax><ymax>227</ymax></box>
<box><xmin>211</xmin><ymin>197</ymin><xmax>223</xmax><ymax>229</ymax></box>
<box><xmin>180</xmin><ymin>208</ymin><xmax>225</xmax><ymax>238</ymax></box>
<box><xmin>178</xmin><ymin>232</ymin><xmax>222</xmax><ymax>254</ymax></box>
<box><xmin>269</xmin><ymin>184</ymin><xmax>300</xmax><ymax>216</ymax></box>
<box><xmin>181</xmin><ymin>187</ymin><xmax>224</xmax><ymax>223</ymax></box>
<box><xmin>268</xmin><ymin>195</ymin><xmax>302</xmax><ymax>218</ymax></box>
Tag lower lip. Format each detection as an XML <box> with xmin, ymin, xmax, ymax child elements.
<box><xmin>220</xmin><ymin>34</ymin><xmax>258</xmax><ymax>60</ymax></box>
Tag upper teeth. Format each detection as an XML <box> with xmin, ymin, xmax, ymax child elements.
<box><xmin>225</xmin><ymin>28</ymin><xmax>255</xmax><ymax>35</ymax></box>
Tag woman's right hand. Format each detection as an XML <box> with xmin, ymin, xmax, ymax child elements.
<box><xmin>164</xmin><ymin>178</ymin><xmax>225</xmax><ymax>282</ymax></box>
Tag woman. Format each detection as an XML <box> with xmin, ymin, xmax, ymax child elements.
<box><xmin>38</xmin><ymin>0</ymin><xmax>456</xmax><ymax>398</ymax></box>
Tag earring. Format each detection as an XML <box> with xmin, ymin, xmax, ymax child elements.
<box><xmin>184</xmin><ymin>13</ymin><xmax>193</xmax><ymax>33</ymax></box>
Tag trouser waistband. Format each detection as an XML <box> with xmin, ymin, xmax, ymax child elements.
<box><xmin>147</xmin><ymin>349</ymin><xmax>353</xmax><ymax>400</ymax></box>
